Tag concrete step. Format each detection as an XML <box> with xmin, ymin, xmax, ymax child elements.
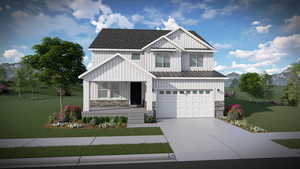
<box><xmin>128</xmin><ymin>119</ymin><xmax>144</xmax><ymax>124</ymax></box>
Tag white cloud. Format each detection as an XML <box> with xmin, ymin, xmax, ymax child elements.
<box><xmin>265</xmin><ymin>68</ymin><xmax>280</xmax><ymax>74</ymax></box>
<box><xmin>2</xmin><ymin>49</ymin><xmax>24</xmax><ymax>63</ymax></box>
<box><xmin>162</xmin><ymin>16</ymin><xmax>179</xmax><ymax>30</ymax></box>
<box><xmin>214</xmin><ymin>61</ymin><xmax>228</xmax><ymax>71</ymax></box>
<box><xmin>91</xmin><ymin>13</ymin><xmax>134</xmax><ymax>33</ymax></box>
<box><xmin>252</xmin><ymin>21</ymin><xmax>260</xmax><ymax>25</ymax></box>
<box><xmin>87</xmin><ymin>62</ymin><xmax>93</xmax><ymax>70</ymax></box>
<box><xmin>230</xmin><ymin>34</ymin><xmax>300</xmax><ymax>63</ymax></box>
<box><xmin>131</xmin><ymin>14</ymin><xmax>144</xmax><ymax>23</ymax></box>
<box><xmin>255</xmin><ymin>24</ymin><xmax>272</xmax><ymax>33</ymax></box>
<box><xmin>90</xmin><ymin>1</ymin><xmax>134</xmax><ymax>33</ymax></box>
<box><xmin>284</xmin><ymin>15</ymin><xmax>300</xmax><ymax>33</ymax></box>
<box><xmin>214</xmin><ymin>43</ymin><xmax>232</xmax><ymax>49</ymax></box>
<box><xmin>11</xmin><ymin>10</ymin><xmax>93</xmax><ymax>38</ymax></box>
<box><xmin>70</xmin><ymin>0</ymin><xmax>100</xmax><ymax>19</ymax></box>
<box><xmin>142</xmin><ymin>7</ymin><xmax>164</xmax><ymax>28</ymax></box>
<box><xmin>202</xmin><ymin>9</ymin><xmax>218</xmax><ymax>19</ymax></box>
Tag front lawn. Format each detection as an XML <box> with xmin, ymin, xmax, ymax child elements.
<box><xmin>0</xmin><ymin>87</ymin><xmax>162</xmax><ymax>138</ymax></box>
<box><xmin>225</xmin><ymin>86</ymin><xmax>300</xmax><ymax>132</ymax></box>
<box><xmin>0</xmin><ymin>143</ymin><xmax>172</xmax><ymax>159</ymax></box>
<box><xmin>273</xmin><ymin>139</ymin><xmax>300</xmax><ymax>149</ymax></box>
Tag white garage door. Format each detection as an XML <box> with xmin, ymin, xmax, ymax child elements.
<box><xmin>157</xmin><ymin>89</ymin><xmax>214</xmax><ymax>118</ymax></box>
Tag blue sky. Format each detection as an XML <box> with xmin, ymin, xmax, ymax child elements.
<box><xmin>0</xmin><ymin>0</ymin><xmax>300</xmax><ymax>74</ymax></box>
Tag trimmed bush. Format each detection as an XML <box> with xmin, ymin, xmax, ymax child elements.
<box><xmin>226</xmin><ymin>104</ymin><xmax>244</xmax><ymax>120</ymax></box>
<box><xmin>63</xmin><ymin>105</ymin><xmax>82</xmax><ymax>120</ymax></box>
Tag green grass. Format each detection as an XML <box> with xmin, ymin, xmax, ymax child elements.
<box><xmin>225</xmin><ymin>86</ymin><xmax>300</xmax><ymax>132</ymax></box>
<box><xmin>273</xmin><ymin>139</ymin><xmax>300</xmax><ymax>149</ymax></box>
<box><xmin>0</xmin><ymin>87</ymin><xmax>162</xmax><ymax>138</ymax></box>
<box><xmin>0</xmin><ymin>143</ymin><xmax>173</xmax><ymax>159</ymax></box>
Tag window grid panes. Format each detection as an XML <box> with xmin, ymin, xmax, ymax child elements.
<box><xmin>190</xmin><ymin>54</ymin><xmax>203</xmax><ymax>67</ymax></box>
<box><xmin>131</xmin><ymin>53</ymin><xmax>140</xmax><ymax>60</ymax></box>
<box><xmin>155</xmin><ymin>53</ymin><xmax>170</xmax><ymax>67</ymax></box>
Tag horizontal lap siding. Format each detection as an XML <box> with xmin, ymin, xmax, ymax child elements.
<box><xmin>85</xmin><ymin>56</ymin><xmax>151</xmax><ymax>81</ymax></box>
<box><xmin>153</xmin><ymin>79</ymin><xmax>224</xmax><ymax>101</ymax></box>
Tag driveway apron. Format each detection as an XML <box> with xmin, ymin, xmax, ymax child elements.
<box><xmin>159</xmin><ymin>118</ymin><xmax>299</xmax><ymax>161</ymax></box>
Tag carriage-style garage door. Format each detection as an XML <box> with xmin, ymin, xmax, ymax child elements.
<box><xmin>157</xmin><ymin>89</ymin><xmax>214</xmax><ymax>118</ymax></box>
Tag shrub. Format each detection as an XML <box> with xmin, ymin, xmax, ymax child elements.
<box><xmin>63</xmin><ymin>105</ymin><xmax>82</xmax><ymax>120</ymax></box>
<box><xmin>120</xmin><ymin>116</ymin><xmax>128</xmax><ymax>123</ymax></box>
<box><xmin>0</xmin><ymin>84</ymin><xmax>9</xmax><ymax>94</ymax></box>
<box><xmin>55</xmin><ymin>112</ymin><xmax>70</xmax><ymax>122</ymax></box>
<box><xmin>145</xmin><ymin>114</ymin><xmax>156</xmax><ymax>123</ymax></box>
<box><xmin>226</xmin><ymin>104</ymin><xmax>244</xmax><ymax>120</ymax></box>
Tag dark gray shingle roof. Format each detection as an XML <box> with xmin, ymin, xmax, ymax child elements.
<box><xmin>151</xmin><ymin>71</ymin><xmax>226</xmax><ymax>78</ymax></box>
<box><xmin>89</xmin><ymin>28</ymin><xmax>213</xmax><ymax>49</ymax></box>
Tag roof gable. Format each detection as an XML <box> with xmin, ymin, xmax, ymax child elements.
<box><xmin>79</xmin><ymin>53</ymin><xmax>155</xmax><ymax>80</ymax></box>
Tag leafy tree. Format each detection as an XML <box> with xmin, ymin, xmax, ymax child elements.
<box><xmin>239</xmin><ymin>73</ymin><xmax>263</xmax><ymax>100</ymax></box>
<box><xmin>281</xmin><ymin>78</ymin><xmax>298</xmax><ymax>106</ymax></box>
<box><xmin>261</xmin><ymin>72</ymin><xmax>274</xmax><ymax>101</ymax></box>
<box><xmin>0</xmin><ymin>67</ymin><xmax>6</xmax><ymax>83</ymax></box>
<box><xmin>14</xmin><ymin>66</ymin><xmax>27</xmax><ymax>97</ymax></box>
<box><xmin>23</xmin><ymin>37</ymin><xmax>86</xmax><ymax>111</ymax></box>
<box><xmin>23</xmin><ymin>63</ymin><xmax>38</xmax><ymax>98</ymax></box>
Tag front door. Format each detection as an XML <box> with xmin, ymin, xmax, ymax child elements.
<box><xmin>130</xmin><ymin>82</ymin><xmax>142</xmax><ymax>105</ymax></box>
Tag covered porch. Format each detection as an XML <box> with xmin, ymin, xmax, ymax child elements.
<box><xmin>79</xmin><ymin>54</ymin><xmax>155</xmax><ymax>124</ymax></box>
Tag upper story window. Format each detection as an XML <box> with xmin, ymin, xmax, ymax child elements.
<box><xmin>155</xmin><ymin>53</ymin><xmax>170</xmax><ymax>68</ymax></box>
<box><xmin>190</xmin><ymin>54</ymin><xmax>203</xmax><ymax>67</ymax></box>
<box><xmin>98</xmin><ymin>82</ymin><xmax>120</xmax><ymax>98</ymax></box>
<box><xmin>131</xmin><ymin>53</ymin><xmax>140</xmax><ymax>60</ymax></box>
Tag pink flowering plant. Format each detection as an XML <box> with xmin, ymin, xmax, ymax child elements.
<box><xmin>226</xmin><ymin>104</ymin><xmax>244</xmax><ymax>120</ymax></box>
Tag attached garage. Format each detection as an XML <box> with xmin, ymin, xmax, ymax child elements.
<box><xmin>157</xmin><ymin>89</ymin><xmax>215</xmax><ymax>118</ymax></box>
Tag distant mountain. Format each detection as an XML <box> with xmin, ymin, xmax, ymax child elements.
<box><xmin>225</xmin><ymin>72</ymin><xmax>240</xmax><ymax>87</ymax></box>
<box><xmin>225</xmin><ymin>66</ymin><xmax>298</xmax><ymax>87</ymax></box>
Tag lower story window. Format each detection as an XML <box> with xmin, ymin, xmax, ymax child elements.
<box><xmin>98</xmin><ymin>82</ymin><xmax>120</xmax><ymax>98</ymax></box>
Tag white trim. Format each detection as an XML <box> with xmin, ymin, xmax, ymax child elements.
<box><xmin>141</xmin><ymin>36</ymin><xmax>184</xmax><ymax>51</ymax></box>
<box><xmin>150</xmin><ymin>48</ymin><xmax>177</xmax><ymax>52</ymax></box>
<box><xmin>89</xmin><ymin>48</ymin><xmax>143</xmax><ymax>52</ymax></box>
<box><xmin>156</xmin><ymin>77</ymin><xmax>229</xmax><ymax>80</ymax></box>
<box><xmin>78</xmin><ymin>53</ymin><xmax>156</xmax><ymax>79</ymax></box>
<box><xmin>185</xmin><ymin>49</ymin><xmax>216</xmax><ymax>53</ymax></box>
<box><xmin>177</xmin><ymin>27</ymin><xmax>215</xmax><ymax>50</ymax></box>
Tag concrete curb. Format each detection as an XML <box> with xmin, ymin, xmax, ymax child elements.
<box><xmin>0</xmin><ymin>153</ymin><xmax>176</xmax><ymax>168</ymax></box>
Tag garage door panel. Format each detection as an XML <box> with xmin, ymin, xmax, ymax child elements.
<box><xmin>157</xmin><ymin>90</ymin><xmax>214</xmax><ymax>118</ymax></box>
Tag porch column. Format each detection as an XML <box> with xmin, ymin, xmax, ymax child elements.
<box><xmin>83</xmin><ymin>80</ymin><xmax>90</xmax><ymax>112</ymax></box>
<box><xmin>145</xmin><ymin>80</ymin><xmax>153</xmax><ymax>111</ymax></box>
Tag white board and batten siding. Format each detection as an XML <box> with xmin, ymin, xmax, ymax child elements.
<box><xmin>167</xmin><ymin>29</ymin><xmax>207</xmax><ymax>49</ymax></box>
<box><xmin>84</xmin><ymin>56</ymin><xmax>152</xmax><ymax>82</ymax></box>
<box><xmin>91</xmin><ymin>51</ymin><xmax>143</xmax><ymax>67</ymax></box>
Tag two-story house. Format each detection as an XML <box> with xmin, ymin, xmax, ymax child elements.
<box><xmin>79</xmin><ymin>27</ymin><xmax>227</xmax><ymax>123</ymax></box>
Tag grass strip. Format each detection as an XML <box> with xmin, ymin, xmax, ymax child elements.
<box><xmin>0</xmin><ymin>143</ymin><xmax>173</xmax><ymax>159</ymax></box>
<box><xmin>273</xmin><ymin>139</ymin><xmax>300</xmax><ymax>149</ymax></box>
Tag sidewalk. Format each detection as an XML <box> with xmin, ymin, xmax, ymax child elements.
<box><xmin>0</xmin><ymin>153</ymin><xmax>176</xmax><ymax>168</ymax></box>
<box><xmin>255</xmin><ymin>132</ymin><xmax>300</xmax><ymax>140</ymax></box>
<box><xmin>0</xmin><ymin>135</ymin><xmax>167</xmax><ymax>148</ymax></box>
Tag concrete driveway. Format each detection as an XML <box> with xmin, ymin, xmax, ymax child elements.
<box><xmin>158</xmin><ymin>118</ymin><xmax>300</xmax><ymax>161</ymax></box>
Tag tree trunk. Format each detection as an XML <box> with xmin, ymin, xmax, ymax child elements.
<box><xmin>18</xmin><ymin>87</ymin><xmax>21</xmax><ymax>97</ymax></box>
<box><xmin>59</xmin><ymin>88</ymin><xmax>63</xmax><ymax>112</ymax></box>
